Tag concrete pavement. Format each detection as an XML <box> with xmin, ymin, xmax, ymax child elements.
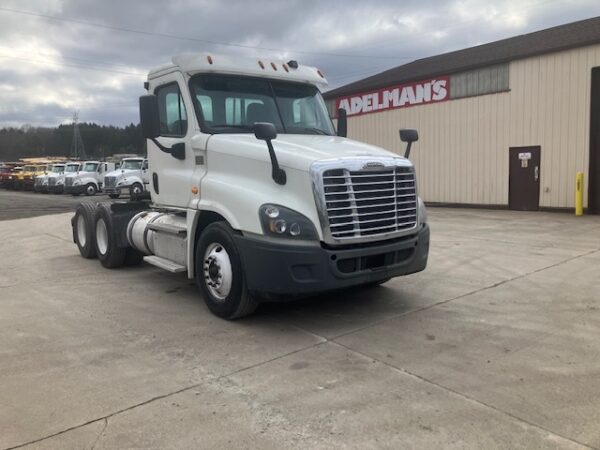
<box><xmin>1</xmin><ymin>208</ymin><xmax>599</xmax><ymax>449</ymax></box>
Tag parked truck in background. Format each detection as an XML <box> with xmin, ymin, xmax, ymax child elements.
<box><xmin>103</xmin><ymin>157</ymin><xmax>148</xmax><ymax>199</ymax></box>
<box><xmin>44</xmin><ymin>162</ymin><xmax>80</xmax><ymax>194</ymax></box>
<box><xmin>64</xmin><ymin>161</ymin><xmax>116</xmax><ymax>196</ymax></box>
<box><xmin>71</xmin><ymin>53</ymin><xmax>429</xmax><ymax>319</ymax></box>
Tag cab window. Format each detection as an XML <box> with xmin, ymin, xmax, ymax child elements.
<box><xmin>156</xmin><ymin>83</ymin><xmax>188</xmax><ymax>137</ymax></box>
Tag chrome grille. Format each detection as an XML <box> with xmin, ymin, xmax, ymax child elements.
<box><xmin>321</xmin><ymin>166</ymin><xmax>417</xmax><ymax>241</ymax></box>
<box><xmin>65</xmin><ymin>177</ymin><xmax>74</xmax><ymax>187</ymax></box>
<box><xmin>48</xmin><ymin>177</ymin><xmax>57</xmax><ymax>186</ymax></box>
<box><xmin>34</xmin><ymin>177</ymin><xmax>43</xmax><ymax>186</ymax></box>
<box><xmin>104</xmin><ymin>176</ymin><xmax>116</xmax><ymax>188</ymax></box>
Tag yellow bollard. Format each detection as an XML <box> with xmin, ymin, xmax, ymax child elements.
<box><xmin>575</xmin><ymin>172</ymin><xmax>584</xmax><ymax>216</ymax></box>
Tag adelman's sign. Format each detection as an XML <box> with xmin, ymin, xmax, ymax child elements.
<box><xmin>335</xmin><ymin>77</ymin><xmax>450</xmax><ymax>117</ymax></box>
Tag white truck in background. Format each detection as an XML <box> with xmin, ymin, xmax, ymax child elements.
<box><xmin>103</xmin><ymin>157</ymin><xmax>149</xmax><ymax>199</ymax></box>
<box><xmin>64</xmin><ymin>161</ymin><xmax>116</xmax><ymax>196</ymax></box>
<box><xmin>46</xmin><ymin>162</ymin><xmax>81</xmax><ymax>194</ymax></box>
<box><xmin>71</xmin><ymin>53</ymin><xmax>429</xmax><ymax>319</ymax></box>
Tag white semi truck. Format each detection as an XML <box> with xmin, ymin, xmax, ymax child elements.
<box><xmin>103</xmin><ymin>157</ymin><xmax>149</xmax><ymax>199</ymax></box>
<box><xmin>71</xmin><ymin>54</ymin><xmax>429</xmax><ymax>319</ymax></box>
<box><xmin>64</xmin><ymin>161</ymin><xmax>116</xmax><ymax>196</ymax></box>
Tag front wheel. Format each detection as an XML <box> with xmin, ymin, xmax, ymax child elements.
<box><xmin>129</xmin><ymin>183</ymin><xmax>143</xmax><ymax>199</ymax></box>
<box><xmin>195</xmin><ymin>222</ymin><xmax>258</xmax><ymax>319</ymax></box>
<box><xmin>85</xmin><ymin>183</ymin><xmax>97</xmax><ymax>196</ymax></box>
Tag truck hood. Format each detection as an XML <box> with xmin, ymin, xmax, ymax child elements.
<box><xmin>105</xmin><ymin>169</ymin><xmax>138</xmax><ymax>178</ymax></box>
<box><xmin>206</xmin><ymin>134</ymin><xmax>407</xmax><ymax>172</ymax></box>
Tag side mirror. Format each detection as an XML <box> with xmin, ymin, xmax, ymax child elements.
<box><xmin>337</xmin><ymin>108</ymin><xmax>347</xmax><ymax>138</ymax></box>
<box><xmin>253</xmin><ymin>122</ymin><xmax>286</xmax><ymax>185</ymax></box>
<box><xmin>399</xmin><ymin>129</ymin><xmax>419</xmax><ymax>159</ymax></box>
<box><xmin>254</xmin><ymin>122</ymin><xmax>277</xmax><ymax>141</ymax></box>
<box><xmin>139</xmin><ymin>95</ymin><xmax>160</xmax><ymax>139</ymax></box>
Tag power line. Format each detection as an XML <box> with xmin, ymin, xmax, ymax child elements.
<box><xmin>0</xmin><ymin>6</ymin><xmax>418</xmax><ymax>60</ymax></box>
<box><xmin>0</xmin><ymin>52</ymin><xmax>144</xmax><ymax>77</ymax></box>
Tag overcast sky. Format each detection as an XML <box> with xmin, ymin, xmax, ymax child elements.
<box><xmin>0</xmin><ymin>0</ymin><xmax>598</xmax><ymax>128</ymax></box>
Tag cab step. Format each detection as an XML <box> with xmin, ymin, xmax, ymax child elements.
<box><xmin>143</xmin><ymin>255</ymin><xmax>186</xmax><ymax>273</ymax></box>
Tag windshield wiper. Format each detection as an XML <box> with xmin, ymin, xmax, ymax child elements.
<box><xmin>297</xmin><ymin>127</ymin><xmax>330</xmax><ymax>135</ymax></box>
<box><xmin>211</xmin><ymin>124</ymin><xmax>254</xmax><ymax>131</ymax></box>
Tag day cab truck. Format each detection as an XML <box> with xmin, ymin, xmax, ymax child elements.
<box><xmin>103</xmin><ymin>157</ymin><xmax>149</xmax><ymax>199</ymax></box>
<box><xmin>71</xmin><ymin>53</ymin><xmax>429</xmax><ymax>319</ymax></box>
<box><xmin>64</xmin><ymin>161</ymin><xmax>116</xmax><ymax>196</ymax></box>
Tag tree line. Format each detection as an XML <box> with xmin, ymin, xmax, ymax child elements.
<box><xmin>0</xmin><ymin>123</ymin><xmax>146</xmax><ymax>161</ymax></box>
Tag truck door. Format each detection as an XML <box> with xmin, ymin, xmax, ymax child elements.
<box><xmin>150</xmin><ymin>73</ymin><xmax>207</xmax><ymax>208</ymax></box>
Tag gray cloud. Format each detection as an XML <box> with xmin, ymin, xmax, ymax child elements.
<box><xmin>0</xmin><ymin>0</ymin><xmax>598</xmax><ymax>127</ymax></box>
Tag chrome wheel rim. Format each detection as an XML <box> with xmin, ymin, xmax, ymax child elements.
<box><xmin>86</xmin><ymin>185</ymin><xmax>95</xmax><ymax>195</ymax></box>
<box><xmin>203</xmin><ymin>243</ymin><xmax>233</xmax><ymax>301</ymax></box>
<box><xmin>132</xmin><ymin>185</ymin><xmax>142</xmax><ymax>194</ymax></box>
<box><xmin>95</xmin><ymin>218</ymin><xmax>108</xmax><ymax>255</ymax></box>
<box><xmin>76</xmin><ymin>215</ymin><xmax>87</xmax><ymax>247</ymax></box>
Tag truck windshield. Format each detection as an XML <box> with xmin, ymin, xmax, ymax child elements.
<box><xmin>83</xmin><ymin>163</ymin><xmax>99</xmax><ymax>172</ymax></box>
<box><xmin>24</xmin><ymin>165</ymin><xmax>36</xmax><ymax>171</ymax></box>
<box><xmin>121</xmin><ymin>160</ymin><xmax>143</xmax><ymax>170</ymax></box>
<box><xmin>52</xmin><ymin>165</ymin><xmax>65</xmax><ymax>173</ymax></box>
<box><xmin>190</xmin><ymin>75</ymin><xmax>335</xmax><ymax>136</ymax></box>
<box><xmin>66</xmin><ymin>165</ymin><xmax>79</xmax><ymax>172</ymax></box>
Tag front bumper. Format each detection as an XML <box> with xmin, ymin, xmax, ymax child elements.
<box><xmin>48</xmin><ymin>184</ymin><xmax>64</xmax><ymax>194</ymax></box>
<box><xmin>234</xmin><ymin>223</ymin><xmax>429</xmax><ymax>299</ymax></box>
<box><xmin>64</xmin><ymin>185</ymin><xmax>86</xmax><ymax>195</ymax></box>
<box><xmin>104</xmin><ymin>187</ymin><xmax>122</xmax><ymax>194</ymax></box>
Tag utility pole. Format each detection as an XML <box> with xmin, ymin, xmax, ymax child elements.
<box><xmin>70</xmin><ymin>111</ymin><xmax>86</xmax><ymax>159</ymax></box>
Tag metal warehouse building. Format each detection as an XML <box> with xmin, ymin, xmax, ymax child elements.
<box><xmin>323</xmin><ymin>17</ymin><xmax>600</xmax><ymax>212</ymax></box>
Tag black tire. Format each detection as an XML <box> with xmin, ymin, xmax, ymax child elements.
<box><xmin>108</xmin><ymin>193</ymin><xmax>120</xmax><ymax>199</ymax></box>
<box><xmin>94</xmin><ymin>204</ymin><xmax>127</xmax><ymax>268</ymax></box>
<box><xmin>125</xmin><ymin>247</ymin><xmax>144</xmax><ymax>266</ymax></box>
<box><xmin>365</xmin><ymin>278</ymin><xmax>391</xmax><ymax>287</ymax></box>
<box><xmin>85</xmin><ymin>183</ymin><xmax>97</xmax><ymax>196</ymax></box>
<box><xmin>129</xmin><ymin>183</ymin><xmax>143</xmax><ymax>200</ymax></box>
<box><xmin>73</xmin><ymin>203</ymin><xmax>97</xmax><ymax>259</ymax></box>
<box><xmin>195</xmin><ymin>222</ymin><xmax>258</xmax><ymax>319</ymax></box>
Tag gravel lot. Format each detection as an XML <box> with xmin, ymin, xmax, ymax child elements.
<box><xmin>1</xmin><ymin>204</ymin><xmax>599</xmax><ymax>449</ymax></box>
<box><xmin>0</xmin><ymin>190</ymin><xmax>115</xmax><ymax>221</ymax></box>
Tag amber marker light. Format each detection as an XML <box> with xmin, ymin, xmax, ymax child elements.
<box><xmin>207</xmin><ymin>55</ymin><xmax>213</xmax><ymax>64</ymax></box>
<box><xmin>258</xmin><ymin>60</ymin><xmax>265</xmax><ymax>69</ymax></box>
<box><xmin>191</xmin><ymin>186</ymin><xmax>199</xmax><ymax>195</ymax></box>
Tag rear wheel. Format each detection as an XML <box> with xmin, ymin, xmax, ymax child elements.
<box><xmin>94</xmin><ymin>204</ymin><xmax>127</xmax><ymax>268</ymax></box>
<box><xmin>195</xmin><ymin>222</ymin><xmax>257</xmax><ymax>319</ymax></box>
<box><xmin>73</xmin><ymin>203</ymin><xmax>97</xmax><ymax>259</ymax></box>
<box><xmin>85</xmin><ymin>183</ymin><xmax>97</xmax><ymax>196</ymax></box>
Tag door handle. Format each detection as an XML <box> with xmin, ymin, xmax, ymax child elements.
<box><xmin>534</xmin><ymin>166</ymin><xmax>539</xmax><ymax>181</ymax></box>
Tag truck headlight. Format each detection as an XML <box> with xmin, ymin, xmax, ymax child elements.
<box><xmin>418</xmin><ymin>197</ymin><xmax>427</xmax><ymax>225</ymax></box>
<box><xmin>57</xmin><ymin>179</ymin><xmax>64</xmax><ymax>185</ymax></box>
<box><xmin>73</xmin><ymin>179</ymin><xmax>81</xmax><ymax>185</ymax></box>
<box><xmin>259</xmin><ymin>204</ymin><xmax>318</xmax><ymax>240</ymax></box>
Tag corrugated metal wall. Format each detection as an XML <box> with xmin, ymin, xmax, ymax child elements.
<box><xmin>339</xmin><ymin>43</ymin><xmax>600</xmax><ymax>208</ymax></box>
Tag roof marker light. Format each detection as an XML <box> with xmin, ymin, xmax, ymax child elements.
<box><xmin>207</xmin><ymin>55</ymin><xmax>213</xmax><ymax>64</ymax></box>
<box><xmin>317</xmin><ymin>69</ymin><xmax>324</xmax><ymax>78</ymax></box>
<box><xmin>258</xmin><ymin>60</ymin><xmax>265</xmax><ymax>69</ymax></box>
<box><xmin>282</xmin><ymin>64</ymin><xmax>289</xmax><ymax>72</ymax></box>
<box><xmin>270</xmin><ymin>62</ymin><xmax>277</xmax><ymax>71</ymax></box>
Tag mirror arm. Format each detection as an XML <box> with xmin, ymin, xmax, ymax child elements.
<box><xmin>150</xmin><ymin>138</ymin><xmax>185</xmax><ymax>160</ymax></box>
<box><xmin>150</xmin><ymin>138</ymin><xmax>170</xmax><ymax>153</ymax></box>
<box><xmin>404</xmin><ymin>142</ymin><xmax>413</xmax><ymax>159</ymax></box>
<box><xmin>266</xmin><ymin>140</ymin><xmax>286</xmax><ymax>185</ymax></box>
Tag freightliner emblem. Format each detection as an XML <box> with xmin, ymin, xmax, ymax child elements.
<box><xmin>363</xmin><ymin>162</ymin><xmax>385</xmax><ymax>169</ymax></box>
